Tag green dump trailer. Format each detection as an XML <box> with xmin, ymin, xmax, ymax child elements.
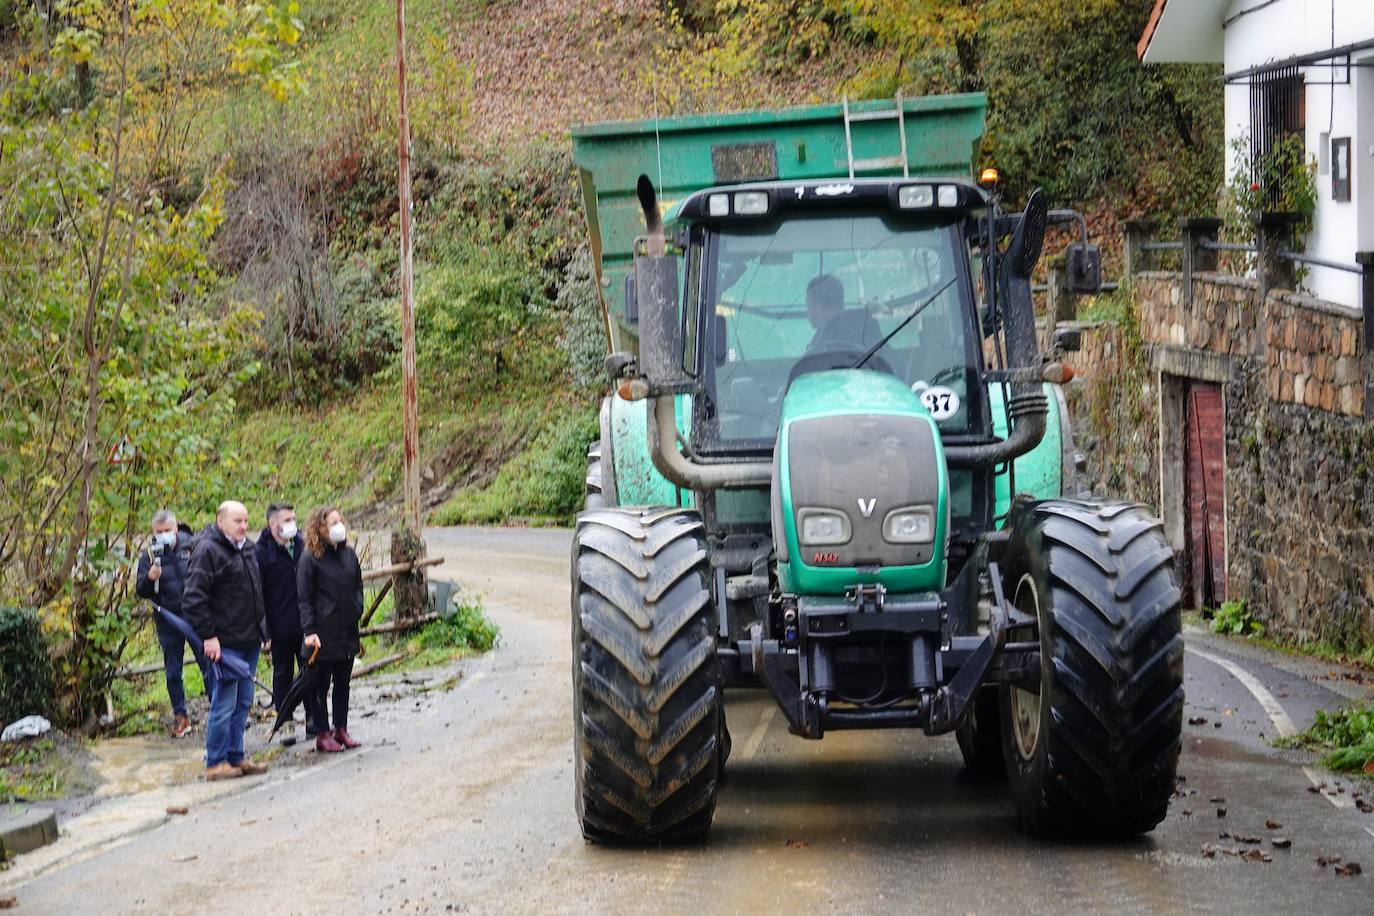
<box><xmin>572</xmin><ymin>94</ymin><xmax>989</xmax><ymax>353</ymax></box>
<box><xmin>567</xmin><ymin>95</ymin><xmax>1182</xmax><ymax>847</ymax></box>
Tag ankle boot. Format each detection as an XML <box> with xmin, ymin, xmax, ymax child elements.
<box><xmin>334</xmin><ymin>727</ymin><xmax>360</xmax><ymax>749</ymax></box>
<box><xmin>315</xmin><ymin>731</ymin><xmax>344</xmax><ymax>753</ymax></box>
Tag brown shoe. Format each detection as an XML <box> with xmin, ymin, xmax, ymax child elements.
<box><xmin>315</xmin><ymin>732</ymin><xmax>345</xmax><ymax>754</ymax></box>
<box><xmin>205</xmin><ymin>762</ymin><xmax>243</xmax><ymax>781</ymax></box>
<box><xmin>334</xmin><ymin>727</ymin><xmax>360</xmax><ymax>750</ymax></box>
<box><xmin>236</xmin><ymin>759</ymin><xmax>268</xmax><ymax>776</ymax></box>
<box><xmin>170</xmin><ymin>714</ymin><xmax>191</xmax><ymax>739</ymax></box>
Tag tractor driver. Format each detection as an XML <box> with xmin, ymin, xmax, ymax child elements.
<box><xmin>804</xmin><ymin>274</ymin><xmax>879</xmax><ymax>355</ymax></box>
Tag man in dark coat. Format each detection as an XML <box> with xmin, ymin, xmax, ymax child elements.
<box><xmin>183</xmin><ymin>500</ymin><xmax>270</xmax><ymax>781</ymax></box>
<box><xmin>134</xmin><ymin>509</ymin><xmax>206</xmax><ymax>738</ymax></box>
<box><xmin>255</xmin><ymin>501</ymin><xmax>318</xmax><ymax>734</ymax></box>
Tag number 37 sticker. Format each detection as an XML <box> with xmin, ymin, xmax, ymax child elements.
<box><xmin>918</xmin><ymin>385</ymin><xmax>961</xmax><ymax>420</ymax></box>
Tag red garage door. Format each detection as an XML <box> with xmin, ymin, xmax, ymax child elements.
<box><xmin>1184</xmin><ymin>381</ymin><xmax>1226</xmax><ymax>609</ymax></box>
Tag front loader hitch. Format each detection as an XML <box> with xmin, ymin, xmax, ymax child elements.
<box><xmin>924</xmin><ymin>561</ymin><xmax>1013</xmax><ymax>735</ymax></box>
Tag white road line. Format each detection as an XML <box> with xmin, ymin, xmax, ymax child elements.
<box><xmin>739</xmin><ymin>705</ymin><xmax>777</xmax><ymax>762</ymax></box>
<box><xmin>1187</xmin><ymin>645</ymin><xmax>1352</xmax><ymax>809</ymax></box>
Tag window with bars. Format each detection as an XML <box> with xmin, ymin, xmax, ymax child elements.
<box><xmin>1249</xmin><ymin>64</ymin><xmax>1305</xmax><ymax>208</ymax></box>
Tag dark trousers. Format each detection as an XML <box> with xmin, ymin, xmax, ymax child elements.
<box><xmin>271</xmin><ymin>634</ymin><xmax>323</xmax><ymax>731</ymax></box>
<box><xmin>313</xmin><ymin>658</ymin><xmax>354</xmax><ymax>733</ymax></box>
<box><xmin>157</xmin><ymin>630</ymin><xmax>209</xmax><ymax>717</ymax></box>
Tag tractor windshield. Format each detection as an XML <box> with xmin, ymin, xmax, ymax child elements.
<box><xmin>699</xmin><ymin>212</ymin><xmax>976</xmax><ymax>447</ymax></box>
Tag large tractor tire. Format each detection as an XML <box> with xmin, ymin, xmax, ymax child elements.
<box><xmin>955</xmin><ymin>687</ymin><xmax>1006</xmax><ymax>778</ymax></box>
<box><xmin>584</xmin><ymin>441</ymin><xmax>605</xmax><ymax>510</ymax></box>
<box><xmin>572</xmin><ymin>507</ymin><xmax>722</xmax><ymax>844</ymax></box>
<box><xmin>999</xmin><ymin>500</ymin><xmax>1183</xmax><ymax>836</ymax></box>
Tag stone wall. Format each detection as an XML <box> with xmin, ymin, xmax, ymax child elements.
<box><xmin>1066</xmin><ymin>270</ymin><xmax>1374</xmax><ymax>647</ymax></box>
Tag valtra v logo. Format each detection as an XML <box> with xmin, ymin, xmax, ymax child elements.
<box><xmin>857</xmin><ymin>498</ymin><xmax>877</xmax><ymax>518</ymax></box>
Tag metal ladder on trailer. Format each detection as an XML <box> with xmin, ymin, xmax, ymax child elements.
<box><xmin>842</xmin><ymin>92</ymin><xmax>910</xmax><ymax>179</ymax></box>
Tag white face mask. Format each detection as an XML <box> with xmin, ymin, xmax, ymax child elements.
<box><xmin>328</xmin><ymin>522</ymin><xmax>347</xmax><ymax>544</ymax></box>
<box><xmin>279</xmin><ymin>521</ymin><xmax>298</xmax><ymax>540</ymax></box>
<box><xmin>157</xmin><ymin>530</ymin><xmax>177</xmax><ymax>548</ymax></box>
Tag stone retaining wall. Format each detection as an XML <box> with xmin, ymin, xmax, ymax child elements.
<box><xmin>1066</xmin><ymin>271</ymin><xmax>1373</xmax><ymax>647</ymax></box>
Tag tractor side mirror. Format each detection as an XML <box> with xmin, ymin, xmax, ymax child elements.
<box><xmin>1065</xmin><ymin>242</ymin><xmax>1102</xmax><ymax>293</ymax></box>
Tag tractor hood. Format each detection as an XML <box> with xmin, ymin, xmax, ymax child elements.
<box><xmin>772</xmin><ymin>370</ymin><xmax>950</xmax><ymax>596</ymax></box>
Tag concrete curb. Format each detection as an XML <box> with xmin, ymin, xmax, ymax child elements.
<box><xmin>0</xmin><ymin>805</ymin><xmax>58</xmax><ymax>858</ymax></box>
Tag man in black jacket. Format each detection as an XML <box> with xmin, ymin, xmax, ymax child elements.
<box><xmin>255</xmin><ymin>501</ymin><xmax>317</xmax><ymax>732</ymax></box>
<box><xmin>134</xmin><ymin>509</ymin><xmax>207</xmax><ymax>739</ymax></box>
<box><xmin>183</xmin><ymin>500</ymin><xmax>270</xmax><ymax>781</ymax></box>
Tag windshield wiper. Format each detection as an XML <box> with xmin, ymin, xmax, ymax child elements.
<box><xmin>852</xmin><ymin>277</ymin><xmax>957</xmax><ymax>369</ymax></box>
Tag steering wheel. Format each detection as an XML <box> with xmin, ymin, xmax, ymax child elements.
<box><xmin>786</xmin><ymin>347</ymin><xmax>897</xmax><ymax>392</ymax></box>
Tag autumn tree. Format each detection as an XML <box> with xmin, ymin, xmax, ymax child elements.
<box><xmin>0</xmin><ymin>0</ymin><xmax>303</xmax><ymax>725</ymax></box>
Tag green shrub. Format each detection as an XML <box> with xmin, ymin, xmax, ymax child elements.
<box><xmin>418</xmin><ymin>602</ymin><xmax>499</xmax><ymax>653</ymax></box>
<box><xmin>1209</xmin><ymin>600</ymin><xmax>1264</xmax><ymax>637</ymax></box>
<box><xmin>0</xmin><ymin>607</ymin><xmax>54</xmax><ymax>724</ymax></box>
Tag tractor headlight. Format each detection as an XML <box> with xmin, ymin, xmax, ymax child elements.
<box><xmin>882</xmin><ymin>506</ymin><xmax>935</xmax><ymax>544</ymax></box>
<box><xmin>898</xmin><ymin>185</ymin><xmax>934</xmax><ymax>209</ymax></box>
<box><xmin>708</xmin><ymin>194</ymin><xmax>730</xmax><ymax>217</ymax></box>
<box><xmin>798</xmin><ymin>508</ymin><xmax>851</xmax><ymax>545</ymax></box>
<box><xmin>936</xmin><ymin>185</ymin><xmax>959</xmax><ymax>207</ymax></box>
<box><xmin>732</xmin><ymin>191</ymin><xmax>769</xmax><ymax>215</ymax></box>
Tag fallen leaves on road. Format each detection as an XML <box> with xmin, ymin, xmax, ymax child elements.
<box><xmin>1334</xmin><ymin>862</ymin><xmax>1362</xmax><ymax>877</ymax></box>
<box><xmin>1265</xmin><ymin>819</ymin><xmax>1282</xmax><ymax>830</ymax></box>
<box><xmin>1202</xmin><ymin>844</ymin><xmax>1272</xmax><ymax>863</ymax></box>
<box><xmin>1189</xmin><ymin>716</ymin><xmax>1209</xmax><ymax>726</ymax></box>
<box><xmin>169</xmin><ymin>853</ymin><xmax>197</xmax><ymax>863</ymax></box>
<box><xmin>1216</xmin><ymin>807</ymin><xmax>1228</xmax><ymax>818</ymax></box>
<box><xmin>165</xmin><ymin>805</ymin><xmax>188</xmax><ymax>816</ymax></box>
<box><xmin>785</xmin><ymin>839</ymin><xmax>809</xmax><ymax>849</ymax></box>
<box><xmin>0</xmin><ymin>896</ymin><xmax>16</xmax><ymax>909</ymax></box>
<box><xmin>1219</xmin><ymin>831</ymin><xmax>1262</xmax><ymax>844</ymax></box>
<box><xmin>1271</xmin><ymin>837</ymin><xmax>1292</xmax><ymax>849</ymax></box>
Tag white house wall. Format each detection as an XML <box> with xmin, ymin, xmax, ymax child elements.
<box><xmin>1220</xmin><ymin>1</ymin><xmax>1373</xmax><ymax>307</ymax></box>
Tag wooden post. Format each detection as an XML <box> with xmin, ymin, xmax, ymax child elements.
<box><xmin>1123</xmin><ymin>219</ymin><xmax>1157</xmax><ymax>279</ymax></box>
<box><xmin>1180</xmin><ymin>217</ymin><xmax>1222</xmax><ymax>310</ymax></box>
<box><xmin>1250</xmin><ymin>210</ymin><xmax>1300</xmax><ymax>298</ymax></box>
<box><xmin>393</xmin><ymin>0</ymin><xmax>426</xmax><ymax>622</ymax></box>
<box><xmin>1358</xmin><ymin>251</ymin><xmax>1373</xmax><ymax>420</ymax></box>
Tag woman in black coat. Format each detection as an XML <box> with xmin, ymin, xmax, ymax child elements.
<box><xmin>298</xmin><ymin>506</ymin><xmax>364</xmax><ymax>753</ymax></box>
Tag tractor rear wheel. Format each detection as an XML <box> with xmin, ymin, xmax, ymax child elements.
<box><xmin>999</xmin><ymin>500</ymin><xmax>1183</xmax><ymax>836</ymax></box>
<box><xmin>584</xmin><ymin>441</ymin><xmax>605</xmax><ymax>510</ymax></box>
<box><xmin>572</xmin><ymin>507</ymin><xmax>722</xmax><ymax>844</ymax></box>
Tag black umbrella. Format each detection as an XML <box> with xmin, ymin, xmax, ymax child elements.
<box><xmin>267</xmin><ymin>643</ymin><xmax>322</xmax><ymax>740</ymax></box>
<box><xmin>154</xmin><ymin>605</ymin><xmax>253</xmax><ymax>681</ymax></box>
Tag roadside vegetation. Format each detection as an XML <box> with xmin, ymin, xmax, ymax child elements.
<box><xmin>1279</xmin><ymin>703</ymin><xmax>1374</xmax><ymax>779</ymax></box>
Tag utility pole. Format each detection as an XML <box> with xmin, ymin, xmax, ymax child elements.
<box><xmin>391</xmin><ymin>0</ymin><xmax>426</xmax><ymax>621</ymax></box>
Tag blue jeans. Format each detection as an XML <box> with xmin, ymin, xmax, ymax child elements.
<box><xmin>205</xmin><ymin>646</ymin><xmax>260</xmax><ymax>768</ymax></box>
<box><xmin>157</xmin><ymin>631</ymin><xmax>210</xmax><ymax>717</ymax></box>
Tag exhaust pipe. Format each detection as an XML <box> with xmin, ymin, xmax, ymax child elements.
<box><xmin>943</xmin><ymin>189</ymin><xmax>1050</xmax><ymax>470</ymax></box>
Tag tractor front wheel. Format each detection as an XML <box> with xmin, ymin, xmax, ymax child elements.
<box><xmin>999</xmin><ymin>500</ymin><xmax>1184</xmax><ymax>836</ymax></box>
<box><xmin>572</xmin><ymin>507</ymin><xmax>722</xmax><ymax>844</ymax></box>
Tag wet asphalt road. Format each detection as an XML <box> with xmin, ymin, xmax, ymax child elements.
<box><xmin>5</xmin><ymin>526</ymin><xmax>1374</xmax><ymax>914</ymax></box>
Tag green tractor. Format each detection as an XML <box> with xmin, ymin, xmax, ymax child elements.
<box><xmin>569</xmin><ymin>95</ymin><xmax>1183</xmax><ymax>844</ymax></box>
